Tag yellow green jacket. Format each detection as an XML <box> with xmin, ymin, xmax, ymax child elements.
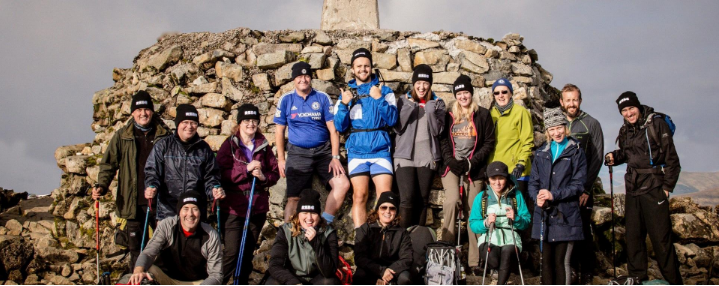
<box><xmin>489</xmin><ymin>104</ymin><xmax>534</xmax><ymax>177</ymax></box>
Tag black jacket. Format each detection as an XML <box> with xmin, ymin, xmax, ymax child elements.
<box><xmin>144</xmin><ymin>133</ymin><xmax>220</xmax><ymax>220</ymax></box>
<box><xmin>354</xmin><ymin>222</ymin><xmax>413</xmax><ymax>277</ymax></box>
<box><xmin>439</xmin><ymin>106</ymin><xmax>496</xmax><ymax>180</ymax></box>
<box><xmin>610</xmin><ymin>105</ymin><xmax>680</xmax><ymax>195</ymax></box>
<box><xmin>267</xmin><ymin>224</ymin><xmax>339</xmax><ymax>284</ymax></box>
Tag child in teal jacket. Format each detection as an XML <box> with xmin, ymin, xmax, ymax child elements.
<box><xmin>469</xmin><ymin>161</ymin><xmax>531</xmax><ymax>284</ymax></box>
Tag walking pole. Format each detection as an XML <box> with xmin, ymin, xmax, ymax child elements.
<box><xmin>233</xmin><ymin>177</ymin><xmax>257</xmax><ymax>285</ymax></box>
<box><xmin>540</xmin><ymin>209</ymin><xmax>545</xmax><ymax>285</ymax></box>
<box><xmin>140</xmin><ymin>198</ymin><xmax>152</xmax><ymax>252</ymax></box>
<box><xmin>482</xmin><ymin>222</ymin><xmax>495</xmax><ymax>285</ymax></box>
<box><xmin>609</xmin><ymin>165</ymin><xmax>616</xmax><ymax>278</ymax></box>
<box><xmin>507</xmin><ymin>213</ymin><xmax>525</xmax><ymax>285</ymax></box>
<box><xmin>456</xmin><ymin>175</ymin><xmax>464</xmax><ymax>284</ymax></box>
<box><xmin>212</xmin><ymin>199</ymin><xmax>221</xmax><ymax>240</ymax></box>
<box><xmin>95</xmin><ymin>199</ymin><xmax>101</xmax><ymax>284</ymax></box>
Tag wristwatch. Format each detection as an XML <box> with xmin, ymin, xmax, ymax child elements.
<box><xmin>332</xmin><ymin>155</ymin><xmax>341</xmax><ymax>160</ymax></box>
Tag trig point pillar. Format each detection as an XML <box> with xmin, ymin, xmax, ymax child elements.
<box><xmin>321</xmin><ymin>0</ymin><xmax>379</xmax><ymax>30</ymax></box>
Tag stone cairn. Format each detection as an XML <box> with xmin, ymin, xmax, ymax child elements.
<box><xmin>2</xmin><ymin>28</ymin><xmax>718</xmax><ymax>284</ymax></box>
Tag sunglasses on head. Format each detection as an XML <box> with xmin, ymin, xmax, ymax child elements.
<box><xmin>379</xmin><ymin>205</ymin><xmax>396</xmax><ymax>211</ymax></box>
<box><xmin>493</xmin><ymin>90</ymin><xmax>510</xmax><ymax>95</ymax></box>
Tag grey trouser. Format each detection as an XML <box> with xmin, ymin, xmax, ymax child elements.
<box><xmin>441</xmin><ymin>172</ymin><xmax>483</xmax><ymax>267</ymax></box>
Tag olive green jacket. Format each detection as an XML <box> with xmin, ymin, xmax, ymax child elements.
<box><xmin>97</xmin><ymin>116</ymin><xmax>169</xmax><ymax>219</ymax></box>
<box><xmin>488</xmin><ymin>104</ymin><xmax>534</xmax><ymax>177</ymax></box>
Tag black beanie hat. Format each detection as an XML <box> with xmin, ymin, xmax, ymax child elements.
<box><xmin>176</xmin><ymin>191</ymin><xmax>207</xmax><ymax>219</ymax></box>
<box><xmin>453</xmin><ymin>75</ymin><xmax>473</xmax><ymax>96</ymax></box>
<box><xmin>296</xmin><ymin>189</ymin><xmax>322</xmax><ymax>215</ymax></box>
<box><xmin>174</xmin><ymin>104</ymin><xmax>200</xmax><ymax>126</ymax></box>
<box><xmin>351</xmin><ymin>48</ymin><xmax>372</xmax><ymax>67</ymax></box>
<box><xmin>375</xmin><ymin>192</ymin><xmax>399</xmax><ymax>211</ymax></box>
<box><xmin>291</xmin><ymin>61</ymin><xmax>312</xmax><ymax>79</ymax></box>
<box><xmin>131</xmin><ymin>90</ymin><xmax>154</xmax><ymax>113</ymax></box>
<box><xmin>412</xmin><ymin>64</ymin><xmax>433</xmax><ymax>85</ymax></box>
<box><xmin>236</xmin><ymin>103</ymin><xmax>260</xmax><ymax>123</ymax></box>
<box><xmin>486</xmin><ymin>161</ymin><xmax>509</xmax><ymax>179</ymax></box>
<box><xmin>616</xmin><ymin>91</ymin><xmax>641</xmax><ymax>113</ymax></box>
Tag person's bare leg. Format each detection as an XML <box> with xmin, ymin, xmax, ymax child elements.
<box><xmin>372</xmin><ymin>174</ymin><xmax>393</xmax><ymax>200</ymax></box>
<box><xmin>350</xmin><ymin>176</ymin><xmax>370</xmax><ymax>228</ymax></box>
<box><xmin>284</xmin><ymin>197</ymin><xmax>300</xmax><ymax>223</ymax></box>
<box><xmin>325</xmin><ymin>175</ymin><xmax>350</xmax><ymax>216</ymax></box>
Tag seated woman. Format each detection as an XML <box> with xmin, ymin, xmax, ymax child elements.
<box><xmin>469</xmin><ymin>161</ymin><xmax>531</xmax><ymax>285</ymax></box>
<box><xmin>266</xmin><ymin>189</ymin><xmax>340</xmax><ymax>285</ymax></box>
<box><xmin>354</xmin><ymin>192</ymin><xmax>413</xmax><ymax>285</ymax></box>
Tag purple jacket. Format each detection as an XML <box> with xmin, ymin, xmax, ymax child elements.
<box><xmin>217</xmin><ymin>132</ymin><xmax>279</xmax><ymax>217</ymax></box>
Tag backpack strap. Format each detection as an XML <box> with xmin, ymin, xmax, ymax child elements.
<box><xmin>644</xmin><ymin>113</ymin><xmax>664</xmax><ymax>166</ymax></box>
<box><xmin>481</xmin><ymin>191</ymin><xmax>488</xmax><ymax>219</ymax></box>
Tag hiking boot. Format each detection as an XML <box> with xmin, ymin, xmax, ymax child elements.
<box><xmin>580</xmin><ymin>273</ymin><xmax>594</xmax><ymax>285</ymax></box>
<box><xmin>469</xmin><ymin>266</ymin><xmax>482</xmax><ymax>277</ymax></box>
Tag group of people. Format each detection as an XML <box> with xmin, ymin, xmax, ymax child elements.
<box><xmin>95</xmin><ymin>47</ymin><xmax>683</xmax><ymax>285</ymax></box>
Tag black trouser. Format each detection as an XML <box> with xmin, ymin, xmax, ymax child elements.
<box><xmin>221</xmin><ymin>213</ymin><xmax>266</xmax><ymax>284</ymax></box>
<box><xmin>395</xmin><ymin>166</ymin><xmax>435</xmax><ymax>227</ymax></box>
<box><xmin>128</xmin><ymin>204</ymin><xmax>156</xmax><ymax>270</ymax></box>
<box><xmin>571</xmin><ymin>194</ymin><xmax>596</xmax><ymax>278</ymax></box>
<box><xmin>478</xmin><ymin>243</ymin><xmax>516</xmax><ymax>285</ymax></box>
<box><xmin>625</xmin><ymin>188</ymin><xmax>682</xmax><ymax>284</ymax></box>
<box><xmin>540</xmin><ymin>241</ymin><xmax>574</xmax><ymax>285</ymax></box>
<box><xmin>353</xmin><ymin>268</ymin><xmax>412</xmax><ymax>285</ymax></box>
<box><xmin>264</xmin><ymin>274</ymin><xmax>341</xmax><ymax>285</ymax></box>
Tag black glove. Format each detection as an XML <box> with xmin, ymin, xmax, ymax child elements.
<box><xmin>458</xmin><ymin>159</ymin><xmax>469</xmax><ymax>174</ymax></box>
<box><xmin>511</xmin><ymin>164</ymin><xmax>525</xmax><ymax>179</ymax></box>
<box><xmin>447</xmin><ymin>158</ymin><xmax>463</xmax><ymax>176</ymax></box>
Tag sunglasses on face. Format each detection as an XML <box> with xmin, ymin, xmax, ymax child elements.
<box><xmin>493</xmin><ymin>90</ymin><xmax>510</xmax><ymax>95</ymax></box>
<box><xmin>379</xmin><ymin>205</ymin><xmax>396</xmax><ymax>211</ymax></box>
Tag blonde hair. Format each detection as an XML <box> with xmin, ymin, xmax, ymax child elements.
<box><xmin>289</xmin><ymin>213</ymin><xmax>328</xmax><ymax>237</ymax></box>
<box><xmin>452</xmin><ymin>99</ymin><xmax>479</xmax><ymax>124</ymax></box>
<box><xmin>544</xmin><ymin>125</ymin><xmax>570</xmax><ymax>142</ymax></box>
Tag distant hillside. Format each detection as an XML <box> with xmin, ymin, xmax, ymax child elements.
<box><xmin>677</xmin><ymin>171</ymin><xmax>719</xmax><ymax>206</ymax></box>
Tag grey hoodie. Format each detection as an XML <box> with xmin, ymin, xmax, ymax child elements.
<box><xmin>393</xmin><ymin>92</ymin><xmax>446</xmax><ymax>163</ymax></box>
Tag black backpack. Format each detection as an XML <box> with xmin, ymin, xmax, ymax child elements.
<box><xmin>407</xmin><ymin>225</ymin><xmax>437</xmax><ymax>281</ymax></box>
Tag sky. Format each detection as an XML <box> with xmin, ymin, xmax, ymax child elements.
<box><xmin>0</xmin><ymin>0</ymin><xmax>717</xmax><ymax>195</ymax></box>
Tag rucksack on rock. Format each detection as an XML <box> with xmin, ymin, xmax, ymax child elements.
<box><xmin>335</xmin><ymin>255</ymin><xmax>353</xmax><ymax>285</ymax></box>
<box><xmin>407</xmin><ymin>225</ymin><xmax>437</xmax><ymax>281</ymax></box>
<box><xmin>425</xmin><ymin>241</ymin><xmax>462</xmax><ymax>285</ymax></box>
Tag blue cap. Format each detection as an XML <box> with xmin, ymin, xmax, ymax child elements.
<box><xmin>491</xmin><ymin>78</ymin><xmax>513</xmax><ymax>94</ymax></box>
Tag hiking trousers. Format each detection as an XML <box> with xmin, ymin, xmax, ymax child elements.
<box><xmin>396</xmin><ymin>166</ymin><xmax>435</xmax><ymax>227</ymax></box>
<box><xmin>479</xmin><ymin>243</ymin><xmax>516</xmax><ymax>285</ymax></box>
<box><xmin>221</xmin><ymin>213</ymin><xmax>266</xmax><ymax>284</ymax></box>
<box><xmin>571</xmin><ymin>194</ymin><xmax>596</xmax><ymax>277</ymax></box>
<box><xmin>625</xmin><ymin>187</ymin><xmax>682</xmax><ymax>285</ymax></box>
<box><xmin>441</xmin><ymin>172</ymin><xmax>482</xmax><ymax>267</ymax></box>
<box><xmin>540</xmin><ymin>241</ymin><xmax>574</xmax><ymax>285</ymax></box>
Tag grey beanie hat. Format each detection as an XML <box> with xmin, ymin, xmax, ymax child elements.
<box><xmin>543</xmin><ymin>100</ymin><xmax>567</xmax><ymax>129</ymax></box>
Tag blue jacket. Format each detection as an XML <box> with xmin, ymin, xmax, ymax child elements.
<box><xmin>469</xmin><ymin>180</ymin><xmax>531</xmax><ymax>251</ymax></box>
<box><xmin>334</xmin><ymin>74</ymin><xmax>398</xmax><ymax>159</ymax></box>
<box><xmin>529</xmin><ymin>137</ymin><xmax>587</xmax><ymax>242</ymax></box>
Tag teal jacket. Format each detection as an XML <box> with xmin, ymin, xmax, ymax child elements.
<box><xmin>469</xmin><ymin>181</ymin><xmax>531</xmax><ymax>251</ymax></box>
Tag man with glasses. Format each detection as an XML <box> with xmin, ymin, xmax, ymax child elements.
<box><xmin>274</xmin><ymin>62</ymin><xmax>350</xmax><ymax>223</ymax></box>
<box><xmin>144</xmin><ymin>104</ymin><xmax>224</xmax><ymax>221</ymax></box>
<box><xmin>560</xmin><ymin>84</ymin><xmax>604</xmax><ymax>284</ymax></box>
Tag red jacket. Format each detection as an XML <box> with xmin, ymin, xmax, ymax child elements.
<box><xmin>216</xmin><ymin>132</ymin><xmax>279</xmax><ymax>217</ymax></box>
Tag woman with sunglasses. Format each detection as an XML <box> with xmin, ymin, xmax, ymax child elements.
<box><xmin>393</xmin><ymin>64</ymin><xmax>446</xmax><ymax>227</ymax></box>
<box><xmin>354</xmin><ymin>192</ymin><xmax>413</xmax><ymax>285</ymax></box>
<box><xmin>216</xmin><ymin>104</ymin><xmax>280</xmax><ymax>284</ymax></box>
<box><xmin>488</xmin><ymin>78</ymin><xmax>534</xmax><ymax>214</ymax></box>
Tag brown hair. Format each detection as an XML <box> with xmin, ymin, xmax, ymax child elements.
<box><xmin>366</xmin><ymin>209</ymin><xmax>401</xmax><ymax>226</ymax></box>
<box><xmin>289</xmin><ymin>213</ymin><xmax>328</xmax><ymax>237</ymax></box>
<box><xmin>410</xmin><ymin>83</ymin><xmax>433</xmax><ymax>103</ymax></box>
<box><xmin>560</xmin><ymin>84</ymin><xmax>582</xmax><ymax>100</ymax></box>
